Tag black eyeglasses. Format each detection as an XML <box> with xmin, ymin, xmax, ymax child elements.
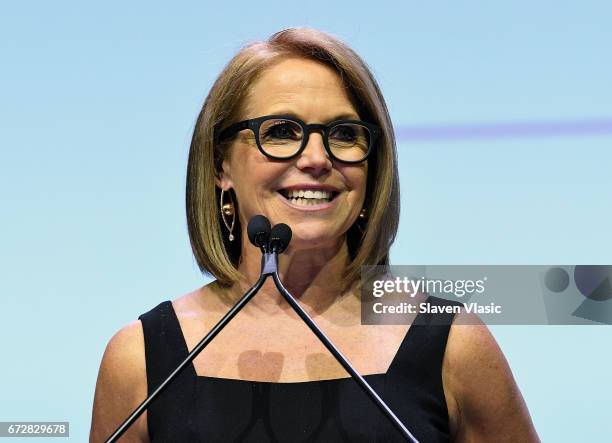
<box><xmin>215</xmin><ymin>115</ymin><xmax>381</xmax><ymax>164</ymax></box>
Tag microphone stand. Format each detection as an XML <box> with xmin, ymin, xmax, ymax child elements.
<box><xmin>267</xmin><ymin>252</ymin><xmax>419</xmax><ymax>443</ymax></box>
<box><xmin>106</xmin><ymin>246</ymin><xmax>418</xmax><ymax>443</ymax></box>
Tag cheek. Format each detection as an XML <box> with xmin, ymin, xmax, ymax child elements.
<box><xmin>341</xmin><ymin>164</ymin><xmax>368</xmax><ymax>199</ymax></box>
<box><xmin>230</xmin><ymin>148</ymin><xmax>274</xmax><ymax>189</ymax></box>
<box><xmin>230</xmin><ymin>156</ymin><xmax>288</xmax><ymax>208</ymax></box>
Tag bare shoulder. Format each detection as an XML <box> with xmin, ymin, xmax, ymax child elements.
<box><xmin>171</xmin><ymin>283</ymin><xmax>235</xmax><ymax>333</ymax></box>
<box><xmin>89</xmin><ymin>320</ymin><xmax>149</xmax><ymax>443</ymax></box>
<box><xmin>442</xmin><ymin>311</ymin><xmax>540</xmax><ymax>442</ymax></box>
<box><xmin>173</xmin><ymin>282</ymin><xmax>226</xmax><ymax>314</ymax></box>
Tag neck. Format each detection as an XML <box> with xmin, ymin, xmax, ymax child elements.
<box><xmin>231</xmin><ymin>235</ymin><xmax>354</xmax><ymax>319</ymax></box>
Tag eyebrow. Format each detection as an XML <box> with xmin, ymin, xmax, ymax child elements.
<box><xmin>266</xmin><ymin>110</ymin><xmax>361</xmax><ymax>123</ymax></box>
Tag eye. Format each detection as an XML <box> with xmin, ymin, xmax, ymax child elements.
<box><xmin>262</xmin><ymin>121</ymin><xmax>301</xmax><ymax>140</ymax></box>
<box><xmin>330</xmin><ymin>125</ymin><xmax>357</xmax><ymax>141</ymax></box>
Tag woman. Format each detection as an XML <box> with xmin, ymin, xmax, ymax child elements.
<box><xmin>90</xmin><ymin>28</ymin><xmax>539</xmax><ymax>442</ymax></box>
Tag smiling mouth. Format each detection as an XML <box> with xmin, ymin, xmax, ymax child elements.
<box><xmin>277</xmin><ymin>189</ymin><xmax>339</xmax><ymax>206</ymax></box>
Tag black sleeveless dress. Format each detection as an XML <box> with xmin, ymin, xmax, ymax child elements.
<box><xmin>138</xmin><ymin>297</ymin><xmax>460</xmax><ymax>442</ymax></box>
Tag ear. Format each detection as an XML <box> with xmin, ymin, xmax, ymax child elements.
<box><xmin>216</xmin><ymin>157</ymin><xmax>234</xmax><ymax>190</ymax></box>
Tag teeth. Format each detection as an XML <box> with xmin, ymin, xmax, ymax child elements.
<box><xmin>288</xmin><ymin>198</ymin><xmax>329</xmax><ymax>206</ymax></box>
<box><xmin>284</xmin><ymin>189</ymin><xmax>332</xmax><ymax>200</ymax></box>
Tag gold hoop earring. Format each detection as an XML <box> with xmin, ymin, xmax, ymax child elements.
<box><xmin>359</xmin><ymin>207</ymin><xmax>367</xmax><ymax>220</ymax></box>
<box><xmin>220</xmin><ymin>189</ymin><xmax>235</xmax><ymax>241</ymax></box>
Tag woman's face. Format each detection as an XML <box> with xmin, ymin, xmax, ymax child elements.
<box><xmin>219</xmin><ymin>57</ymin><xmax>367</xmax><ymax>251</ymax></box>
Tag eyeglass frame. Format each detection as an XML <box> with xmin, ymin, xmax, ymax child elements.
<box><xmin>214</xmin><ymin>114</ymin><xmax>382</xmax><ymax>164</ymax></box>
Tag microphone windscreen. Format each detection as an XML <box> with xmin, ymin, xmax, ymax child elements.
<box><xmin>270</xmin><ymin>223</ymin><xmax>292</xmax><ymax>253</ymax></box>
<box><xmin>247</xmin><ymin>215</ymin><xmax>271</xmax><ymax>247</ymax></box>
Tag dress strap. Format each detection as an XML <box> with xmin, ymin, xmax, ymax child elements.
<box><xmin>382</xmin><ymin>296</ymin><xmax>462</xmax><ymax>439</ymax></box>
<box><xmin>138</xmin><ymin>301</ymin><xmax>199</xmax><ymax>441</ymax></box>
<box><xmin>384</xmin><ymin>296</ymin><xmax>461</xmax><ymax>375</ymax></box>
<box><xmin>138</xmin><ymin>301</ymin><xmax>196</xmax><ymax>393</ymax></box>
<box><xmin>390</xmin><ymin>296</ymin><xmax>463</xmax><ymax>376</ymax></box>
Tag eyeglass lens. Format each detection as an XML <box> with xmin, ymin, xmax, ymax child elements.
<box><xmin>258</xmin><ymin>118</ymin><xmax>371</xmax><ymax>162</ymax></box>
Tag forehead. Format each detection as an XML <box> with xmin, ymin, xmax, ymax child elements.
<box><xmin>243</xmin><ymin>57</ymin><xmax>359</xmax><ymax>121</ymax></box>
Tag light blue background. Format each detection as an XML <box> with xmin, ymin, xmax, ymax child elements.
<box><xmin>1</xmin><ymin>1</ymin><xmax>610</xmax><ymax>441</ymax></box>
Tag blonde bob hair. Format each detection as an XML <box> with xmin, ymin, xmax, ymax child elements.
<box><xmin>186</xmin><ymin>27</ymin><xmax>400</xmax><ymax>288</ymax></box>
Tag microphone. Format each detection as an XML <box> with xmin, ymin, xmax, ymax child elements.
<box><xmin>269</xmin><ymin>223</ymin><xmax>292</xmax><ymax>254</ymax></box>
<box><xmin>247</xmin><ymin>215</ymin><xmax>271</xmax><ymax>251</ymax></box>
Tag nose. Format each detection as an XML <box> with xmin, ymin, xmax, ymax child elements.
<box><xmin>295</xmin><ymin>132</ymin><xmax>332</xmax><ymax>176</ymax></box>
